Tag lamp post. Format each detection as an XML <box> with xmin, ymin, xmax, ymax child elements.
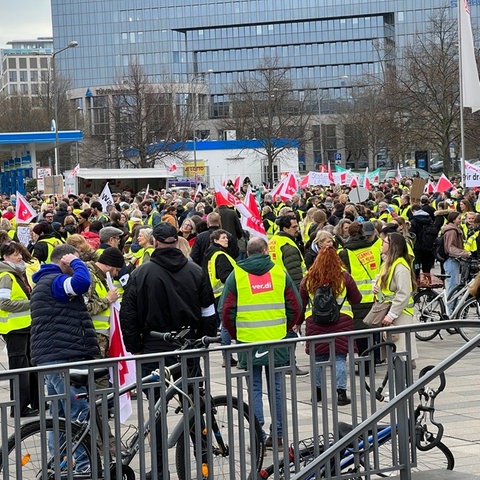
<box><xmin>190</xmin><ymin>70</ymin><xmax>213</xmax><ymax>187</ymax></box>
<box><xmin>52</xmin><ymin>40</ymin><xmax>78</xmax><ymax>177</ymax></box>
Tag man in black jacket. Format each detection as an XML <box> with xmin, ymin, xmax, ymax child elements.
<box><xmin>120</xmin><ymin>222</ymin><xmax>217</xmax><ymax>480</ymax></box>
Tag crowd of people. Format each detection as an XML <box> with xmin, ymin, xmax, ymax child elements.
<box><xmin>0</xmin><ymin>177</ymin><xmax>477</xmax><ymax>475</ymax></box>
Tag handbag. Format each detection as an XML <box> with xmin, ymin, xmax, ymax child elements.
<box><xmin>363</xmin><ymin>301</ymin><xmax>392</xmax><ymax>328</ymax></box>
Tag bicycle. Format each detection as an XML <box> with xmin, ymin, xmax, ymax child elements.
<box><xmin>259</xmin><ymin>346</ymin><xmax>454</xmax><ymax>478</ymax></box>
<box><xmin>414</xmin><ymin>258</ymin><xmax>480</xmax><ymax>342</ymax></box>
<box><xmin>0</xmin><ymin>329</ymin><xmax>264</xmax><ymax>479</ymax></box>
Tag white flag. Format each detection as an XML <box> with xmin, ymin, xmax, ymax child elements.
<box><xmin>460</xmin><ymin>0</ymin><xmax>480</xmax><ymax>112</ymax></box>
<box><xmin>98</xmin><ymin>182</ymin><xmax>114</xmax><ymax>211</ymax></box>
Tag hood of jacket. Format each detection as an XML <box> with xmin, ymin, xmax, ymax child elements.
<box><xmin>236</xmin><ymin>253</ymin><xmax>274</xmax><ymax>275</ymax></box>
<box><xmin>32</xmin><ymin>263</ymin><xmax>62</xmax><ymax>284</ymax></box>
<box><xmin>0</xmin><ymin>261</ymin><xmax>21</xmax><ymax>276</ymax></box>
<box><xmin>149</xmin><ymin>247</ymin><xmax>188</xmax><ymax>273</ymax></box>
<box><xmin>342</xmin><ymin>234</ymin><xmax>374</xmax><ymax>251</ymax></box>
<box><xmin>434</xmin><ymin>209</ymin><xmax>450</xmax><ymax>217</ymax></box>
<box><xmin>441</xmin><ymin>222</ymin><xmax>461</xmax><ymax>235</ymax></box>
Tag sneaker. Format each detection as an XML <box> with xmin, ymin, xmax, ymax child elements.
<box><xmin>286</xmin><ymin>366</ymin><xmax>309</xmax><ymax>376</ymax></box>
<box><xmin>265</xmin><ymin>436</ymin><xmax>283</xmax><ymax>449</ymax></box>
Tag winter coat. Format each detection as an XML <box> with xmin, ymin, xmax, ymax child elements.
<box><xmin>120</xmin><ymin>247</ymin><xmax>216</xmax><ymax>355</ymax></box>
<box><xmin>299</xmin><ymin>271</ymin><xmax>361</xmax><ymax>356</ymax></box>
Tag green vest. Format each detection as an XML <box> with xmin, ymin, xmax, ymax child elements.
<box><xmin>207</xmin><ymin>250</ymin><xmax>235</xmax><ymax>298</ymax></box>
<box><xmin>0</xmin><ymin>272</ymin><xmax>31</xmax><ymax>334</ymax></box>
<box><xmin>234</xmin><ymin>263</ymin><xmax>288</xmax><ymax>343</ymax></box>
<box><xmin>380</xmin><ymin>257</ymin><xmax>414</xmax><ymax>315</ymax></box>
<box><xmin>346</xmin><ymin>246</ymin><xmax>381</xmax><ymax>304</ymax></box>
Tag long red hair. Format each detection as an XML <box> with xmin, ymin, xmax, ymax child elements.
<box><xmin>304</xmin><ymin>245</ymin><xmax>345</xmax><ymax>297</ymax></box>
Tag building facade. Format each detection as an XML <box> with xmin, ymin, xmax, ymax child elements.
<box><xmin>0</xmin><ymin>37</ymin><xmax>53</xmax><ymax>97</ymax></box>
<box><xmin>49</xmin><ymin>0</ymin><xmax>479</xmax><ymax>173</ymax></box>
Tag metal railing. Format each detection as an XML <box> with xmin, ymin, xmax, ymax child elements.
<box><xmin>0</xmin><ymin>320</ymin><xmax>479</xmax><ymax>479</ymax></box>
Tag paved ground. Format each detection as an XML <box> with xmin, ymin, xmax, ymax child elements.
<box><xmin>1</xmin><ymin>329</ymin><xmax>480</xmax><ymax>478</ymax></box>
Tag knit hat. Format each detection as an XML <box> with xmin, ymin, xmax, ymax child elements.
<box><xmin>99</xmin><ymin>226</ymin><xmax>124</xmax><ymax>243</ymax></box>
<box><xmin>98</xmin><ymin>247</ymin><xmax>125</xmax><ymax>268</ymax></box>
<box><xmin>152</xmin><ymin>222</ymin><xmax>178</xmax><ymax>244</ymax></box>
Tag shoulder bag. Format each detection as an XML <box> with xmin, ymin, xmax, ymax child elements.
<box><xmin>363</xmin><ymin>301</ymin><xmax>392</xmax><ymax>328</ymax></box>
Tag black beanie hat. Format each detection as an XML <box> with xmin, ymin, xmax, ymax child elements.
<box><xmin>98</xmin><ymin>247</ymin><xmax>125</xmax><ymax>268</ymax></box>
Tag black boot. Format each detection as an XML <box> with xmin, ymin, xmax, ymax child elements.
<box><xmin>337</xmin><ymin>389</ymin><xmax>351</xmax><ymax>406</ymax></box>
<box><xmin>315</xmin><ymin>387</ymin><xmax>322</xmax><ymax>402</ymax></box>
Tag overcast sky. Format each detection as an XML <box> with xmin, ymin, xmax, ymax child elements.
<box><xmin>0</xmin><ymin>0</ymin><xmax>52</xmax><ymax>48</ymax></box>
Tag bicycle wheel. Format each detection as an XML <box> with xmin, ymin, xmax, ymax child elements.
<box><xmin>0</xmin><ymin>418</ymin><xmax>101</xmax><ymax>479</ymax></box>
<box><xmin>343</xmin><ymin>438</ymin><xmax>454</xmax><ymax>476</ymax></box>
<box><xmin>414</xmin><ymin>289</ymin><xmax>444</xmax><ymax>341</ymax></box>
<box><xmin>175</xmin><ymin>395</ymin><xmax>263</xmax><ymax>480</ymax></box>
<box><xmin>457</xmin><ymin>296</ymin><xmax>480</xmax><ymax>343</ymax></box>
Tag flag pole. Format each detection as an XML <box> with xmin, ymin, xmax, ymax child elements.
<box><xmin>458</xmin><ymin>0</ymin><xmax>466</xmax><ymax>183</ymax></box>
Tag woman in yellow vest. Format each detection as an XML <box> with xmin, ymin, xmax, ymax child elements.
<box><xmin>0</xmin><ymin>241</ymin><xmax>39</xmax><ymax>417</ymax></box>
<box><xmin>373</xmin><ymin>232</ymin><xmax>418</xmax><ymax>362</ymax></box>
<box><xmin>133</xmin><ymin>227</ymin><xmax>155</xmax><ymax>266</ymax></box>
<box><xmin>204</xmin><ymin>229</ymin><xmax>237</xmax><ymax>367</ymax></box>
<box><xmin>298</xmin><ymin>234</ymin><xmax>362</xmax><ymax>406</ymax></box>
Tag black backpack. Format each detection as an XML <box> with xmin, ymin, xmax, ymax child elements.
<box><xmin>420</xmin><ymin>223</ymin><xmax>439</xmax><ymax>250</ymax></box>
<box><xmin>312</xmin><ymin>285</ymin><xmax>343</xmax><ymax>324</ymax></box>
<box><xmin>433</xmin><ymin>234</ymin><xmax>448</xmax><ymax>262</ymax></box>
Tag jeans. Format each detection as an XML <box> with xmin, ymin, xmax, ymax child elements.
<box><xmin>444</xmin><ymin>258</ymin><xmax>460</xmax><ymax>314</ymax></box>
<box><xmin>251</xmin><ymin>365</ymin><xmax>282</xmax><ymax>440</ymax></box>
<box><xmin>42</xmin><ymin>363</ymin><xmax>90</xmax><ymax>473</ymax></box>
<box><xmin>315</xmin><ymin>354</ymin><xmax>347</xmax><ymax>390</ymax></box>
<box><xmin>220</xmin><ymin>324</ymin><xmax>232</xmax><ymax>358</ymax></box>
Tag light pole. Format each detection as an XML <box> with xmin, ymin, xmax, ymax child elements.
<box><xmin>52</xmin><ymin>40</ymin><xmax>78</xmax><ymax>177</ymax></box>
<box><xmin>190</xmin><ymin>70</ymin><xmax>213</xmax><ymax>187</ymax></box>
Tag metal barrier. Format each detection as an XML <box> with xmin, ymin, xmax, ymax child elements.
<box><xmin>0</xmin><ymin>320</ymin><xmax>479</xmax><ymax>479</ymax></box>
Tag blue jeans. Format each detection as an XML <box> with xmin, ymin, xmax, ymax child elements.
<box><xmin>444</xmin><ymin>258</ymin><xmax>460</xmax><ymax>314</ymax></box>
<box><xmin>251</xmin><ymin>365</ymin><xmax>282</xmax><ymax>440</ymax></box>
<box><xmin>315</xmin><ymin>354</ymin><xmax>347</xmax><ymax>390</ymax></box>
<box><xmin>42</xmin><ymin>364</ymin><xmax>90</xmax><ymax>473</ymax></box>
<box><xmin>220</xmin><ymin>324</ymin><xmax>232</xmax><ymax>359</ymax></box>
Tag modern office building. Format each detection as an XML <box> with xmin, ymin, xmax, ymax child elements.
<box><xmin>50</xmin><ymin>0</ymin><xmax>478</xmax><ymax>173</ymax></box>
<box><xmin>0</xmin><ymin>37</ymin><xmax>53</xmax><ymax>97</ymax></box>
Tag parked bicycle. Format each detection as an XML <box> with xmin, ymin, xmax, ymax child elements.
<box><xmin>0</xmin><ymin>329</ymin><xmax>264</xmax><ymax>479</ymax></box>
<box><xmin>259</xmin><ymin>345</ymin><xmax>454</xmax><ymax>478</ymax></box>
<box><xmin>414</xmin><ymin>258</ymin><xmax>480</xmax><ymax>342</ymax></box>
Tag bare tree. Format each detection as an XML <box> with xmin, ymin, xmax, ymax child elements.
<box><xmin>106</xmin><ymin>62</ymin><xmax>187</xmax><ymax>169</ymax></box>
<box><xmin>224</xmin><ymin>58</ymin><xmax>312</xmax><ymax>186</ymax></box>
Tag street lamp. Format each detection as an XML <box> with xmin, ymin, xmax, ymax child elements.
<box><xmin>190</xmin><ymin>69</ymin><xmax>213</xmax><ymax>187</ymax></box>
<box><xmin>316</xmin><ymin>75</ymin><xmax>348</xmax><ymax>167</ymax></box>
<box><xmin>52</xmin><ymin>40</ymin><xmax>78</xmax><ymax>177</ymax></box>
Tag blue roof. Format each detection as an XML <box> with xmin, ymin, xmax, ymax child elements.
<box><xmin>0</xmin><ymin>131</ymin><xmax>83</xmax><ymax>144</ymax></box>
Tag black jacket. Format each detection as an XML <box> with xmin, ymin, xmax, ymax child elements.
<box><xmin>190</xmin><ymin>226</ymin><xmax>238</xmax><ymax>265</ymax></box>
<box><xmin>120</xmin><ymin>247</ymin><xmax>216</xmax><ymax>354</ymax></box>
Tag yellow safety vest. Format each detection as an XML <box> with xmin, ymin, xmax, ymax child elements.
<box><xmin>268</xmin><ymin>234</ymin><xmax>306</xmax><ymax>274</ymax></box>
<box><xmin>400</xmin><ymin>205</ymin><xmax>411</xmax><ymax>220</ymax></box>
<box><xmin>379</xmin><ymin>257</ymin><xmax>414</xmax><ymax>315</ymax></box>
<box><xmin>465</xmin><ymin>231</ymin><xmax>479</xmax><ymax>253</ymax></box>
<box><xmin>38</xmin><ymin>237</ymin><xmax>62</xmax><ymax>263</ymax></box>
<box><xmin>207</xmin><ymin>250</ymin><xmax>235</xmax><ymax>298</ymax></box>
<box><xmin>91</xmin><ymin>278</ymin><xmax>111</xmax><ymax>334</ymax></box>
<box><xmin>0</xmin><ymin>272</ymin><xmax>31</xmax><ymax>334</ymax></box>
<box><xmin>138</xmin><ymin>246</ymin><xmax>155</xmax><ymax>266</ymax></box>
<box><xmin>347</xmin><ymin>246</ymin><xmax>381</xmax><ymax>304</ymax></box>
<box><xmin>264</xmin><ymin>219</ymin><xmax>278</xmax><ymax>239</ymax></box>
<box><xmin>234</xmin><ymin>264</ymin><xmax>288</xmax><ymax>343</ymax></box>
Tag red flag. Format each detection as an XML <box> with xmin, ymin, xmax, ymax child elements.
<box><xmin>169</xmin><ymin>162</ymin><xmax>177</xmax><ymax>173</ymax></box>
<box><xmin>241</xmin><ymin>185</ymin><xmax>268</xmax><ymax>241</ymax></box>
<box><xmin>214</xmin><ymin>180</ymin><xmax>240</xmax><ymax>206</ymax></box>
<box><xmin>300</xmin><ymin>173</ymin><xmax>310</xmax><ymax>189</ymax></box>
<box><xmin>327</xmin><ymin>162</ymin><xmax>334</xmax><ymax>184</ymax></box>
<box><xmin>349</xmin><ymin>175</ymin><xmax>359</xmax><ymax>188</ymax></box>
<box><xmin>15</xmin><ymin>191</ymin><xmax>37</xmax><ymax>224</ymax></box>
<box><xmin>320</xmin><ymin>164</ymin><xmax>327</xmax><ymax>173</ymax></box>
<box><xmin>435</xmin><ymin>174</ymin><xmax>454</xmax><ymax>193</ymax></box>
<box><xmin>279</xmin><ymin>172</ymin><xmax>298</xmax><ymax>201</ymax></box>
<box><xmin>269</xmin><ymin>177</ymin><xmax>287</xmax><ymax>202</ymax></box>
<box><xmin>108</xmin><ymin>302</ymin><xmax>136</xmax><ymax>423</ymax></box>
<box><xmin>233</xmin><ymin>175</ymin><xmax>241</xmax><ymax>193</ymax></box>
<box><xmin>363</xmin><ymin>167</ymin><xmax>371</xmax><ymax>189</ymax></box>
<box><xmin>395</xmin><ymin>165</ymin><xmax>402</xmax><ymax>182</ymax></box>
<box><xmin>340</xmin><ymin>172</ymin><xmax>347</xmax><ymax>185</ymax></box>
<box><xmin>424</xmin><ymin>180</ymin><xmax>435</xmax><ymax>194</ymax></box>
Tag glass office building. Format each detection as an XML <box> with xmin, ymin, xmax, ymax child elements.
<box><xmin>51</xmin><ymin>0</ymin><xmax>479</xmax><ymax>168</ymax></box>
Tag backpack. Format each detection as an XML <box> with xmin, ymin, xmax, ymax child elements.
<box><xmin>312</xmin><ymin>285</ymin><xmax>343</xmax><ymax>324</ymax></box>
<box><xmin>433</xmin><ymin>234</ymin><xmax>448</xmax><ymax>262</ymax></box>
<box><xmin>420</xmin><ymin>223</ymin><xmax>439</xmax><ymax>250</ymax></box>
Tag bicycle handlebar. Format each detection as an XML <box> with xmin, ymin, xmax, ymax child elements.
<box><xmin>150</xmin><ymin>329</ymin><xmax>222</xmax><ymax>349</ymax></box>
